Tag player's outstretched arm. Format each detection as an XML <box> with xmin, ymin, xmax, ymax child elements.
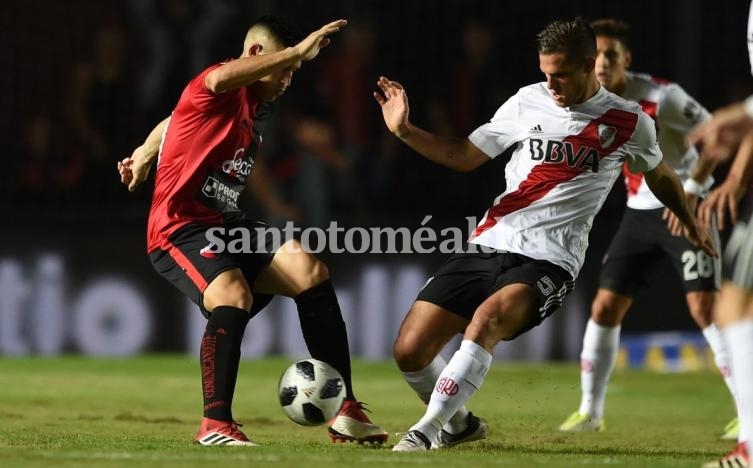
<box><xmin>205</xmin><ymin>19</ymin><xmax>347</xmax><ymax>94</ymax></box>
<box><xmin>688</xmin><ymin>98</ymin><xmax>753</xmax><ymax>161</ymax></box>
<box><xmin>294</xmin><ymin>19</ymin><xmax>347</xmax><ymax>61</ymax></box>
<box><xmin>373</xmin><ymin>76</ymin><xmax>489</xmax><ymax>172</ymax></box>
<box><xmin>644</xmin><ymin>161</ymin><xmax>717</xmax><ymax>257</ymax></box>
<box><xmin>117</xmin><ymin>117</ymin><xmax>170</xmax><ymax>192</ymax></box>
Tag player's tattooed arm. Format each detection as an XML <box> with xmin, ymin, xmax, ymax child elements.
<box><xmin>375</xmin><ymin>76</ymin><xmax>489</xmax><ymax>171</ymax></box>
<box><xmin>396</xmin><ymin>127</ymin><xmax>488</xmax><ymax>171</ymax></box>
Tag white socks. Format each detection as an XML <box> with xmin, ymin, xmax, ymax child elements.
<box><xmin>410</xmin><ymin>340</ymin><xmax>492</xmax><ymax>441</ymax></box>
<box><xmin>402</xmin><ymin>354</ymin><xmax>470</xmax><ymax>434</ymax></box>
<box><xmin>579</xmin><ymin>319</ymin><xmax>620</xmax><ymax>420</ymax></box>
<box><xmin>577</xmin><ymin>320</ymin><xmax>739</xmax><ymax>429</ymax></box>
<box><xmin>724</xmin><ymin>319</ymin><xmax>753</xmax><ymax>447</ymax></box>
<box><xmin>702</xmin><ymin>323</ymin><xmax>738</xmax><ymax>411</ymax></box>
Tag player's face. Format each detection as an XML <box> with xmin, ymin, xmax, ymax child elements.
<box><xmin>539</xmin><ymin>52</ymin><xmax>594</xmax><ymax>108</ymax></box>
<box><xmin>251</xmin><ymin>41</ymin><xmax>301</xmax><ymax>102</ymax></box>
<box><xmin>256</xmin><ymin>63</ymin><xmax>299</xmax><ymax>101</ymax></box>
<box><xmin>595</xmin><ymin>36</ymin><xmax>631</xmax><ymax>94</ymax></box>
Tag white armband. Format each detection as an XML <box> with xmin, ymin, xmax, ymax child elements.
<box><xmin>683</xmin><ymin>177</ymin><xmax>713</xmax><ymax>196</ymax></box>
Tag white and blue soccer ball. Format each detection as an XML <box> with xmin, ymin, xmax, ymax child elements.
<box><xmin>278</xmin><ymin>358</ymin><xmax>345</xmax><ymax>426</ymax></box>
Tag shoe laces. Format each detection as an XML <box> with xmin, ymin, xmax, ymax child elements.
<box><xmin>226</xmin><ymin>421</ymin><xmax>249</xmax><ymax>441</ymax></box>
<box><xmin>340</xmin><ymin>401</ymin><xmax>373</xmax><ymax>421</ymax></box>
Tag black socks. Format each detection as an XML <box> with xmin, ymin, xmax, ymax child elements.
<box><xmin>294</xmin><ymin>280</ymin><xmax>355</xmax><ymax>400</ymax></box>
<box><xmin>200</xmin><ymin>306</ymin><xmax>250</xmax><ymax>421</ymax></box>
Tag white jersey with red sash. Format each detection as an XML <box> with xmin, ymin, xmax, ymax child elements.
<box><xmin>621</xmin><ymin>71</ymin><xmax>710</xmax><ymax>209</ymax></box>
<box><xmin>467</xmin><ymin>83</ymin><xmax>662</xmax><ymax>278</ymax></box>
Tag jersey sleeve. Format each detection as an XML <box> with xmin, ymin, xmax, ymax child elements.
<box><xmin>186</xmin><ymin>63</ymin><xmax>240</xmax><ymax>112</ymax></box>
<box><xmin>468</xmin><ymin>93</ymin><xmax>523</xmax><ymax>159</ymax></box>
<box><xmin>656</xmin><ymin>84</ymin><xmax>710</xmax><ymax>134</ymax></box>
<box><xmin>624</xmin><ymin>110</ymin><xmax>663</xmax><ymax>173</ymax></box>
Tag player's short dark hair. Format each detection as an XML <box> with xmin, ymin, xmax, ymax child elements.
<box><xmin>536</xmin><ymin>17</ymin><xmax>596</xmax><ymax>63</ymax></box>
<box><xmin>251</xmin><ymin>15</ymin><xmax>302</xmax><ymax>47</ymax></box>
<box><xmin>590</xmin><ymin>18</ymin><xmax>631</xmax><ymax>49</ymax></box>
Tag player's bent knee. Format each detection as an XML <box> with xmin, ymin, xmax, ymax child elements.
<box><xmin>203</xmin><ymin>280</ymin><xmax>253</xmax><ymax>313</ymax></box>
<box><xmin>307</xmin><ymin>258</ymin><xmax>330</xmax><ymax>286</ymax></box>
<box><xmin>466</xmin><ymin>307</ymin><xmax>516</xmax><ymax>346</ymax></box>
<box><xmin>392</xmin><ymin>338</ymin><xmax>434</xmax><ymax>372</ymax></box>
<box><xmin>204</xmin><ymin>291</ymin><xmax>253</xmax><ymax>313</ymax></box>
<box><xmin>294</xmin><ymin>256</ymin><xmax>330</xmax><ymax>293</ymax></box>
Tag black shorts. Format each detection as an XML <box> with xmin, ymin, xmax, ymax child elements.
<box><xmin>149</xmin><ymin>221</ymin><xmax>279</xmax><ymax>318</ymax></box>
<box><xmin>416</xmin><ymin>249</ymin><xmax>574</xmax><ymax>340</ymax></box>
<box><xmin>723</xmin><ymin>203</ymin><xmax>753</xmax><ymax>289</ymax></box>
<box><xmin>599</xmin><ymin>208</ymin><xmax>720</xmax><ymax>295</ymax></box>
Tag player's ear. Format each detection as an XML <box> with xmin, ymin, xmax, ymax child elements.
<box><xmin>625</xmin><ymin>50</ymin><xmax>632</xmax><ymax>68</ymax></box>
<box><xmin>248</xmin><ymin>43</ymin><xmax>263</xmax><ymax>56</ymax></box>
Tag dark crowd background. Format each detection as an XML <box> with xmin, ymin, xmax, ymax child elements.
<box><xmin>1</xmin><ymin>0</ymin><xmax>751</xmax><ymax>356</ymax></box>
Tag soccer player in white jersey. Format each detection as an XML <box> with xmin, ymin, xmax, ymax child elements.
<box><xmin>373</xmin><ymin>17</ymin><xmax>716</xmax><ymax>452</ymax></box>
<box><xmin>558</xmin><ymin>18</ymin><xmax>737</xmax><ymax>439</ymax></box>
<box><xmin>698</xmin><ymin>2</ymin><xmax>753</xmax><ymax>465</ymax></box>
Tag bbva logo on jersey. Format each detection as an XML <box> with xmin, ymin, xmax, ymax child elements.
<box><xmin>529</xmin><ymin>138</ymin><xmax>599</xmax><ymax>172</ymax></box>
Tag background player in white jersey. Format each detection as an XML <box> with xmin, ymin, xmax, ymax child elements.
<box><xmin>697</xmin><ymin>2</ymin><xmax>753</xmax><ymax>465</ymax></box>
<box><xmin>373</xmin><ymin>17</ymin><xmax>716</xmax><ymax>452</ymax></box>
<box><xmin>558</xmin><ymin>18</ymin><xmax>737</xmax><ymax>438</ymax></box>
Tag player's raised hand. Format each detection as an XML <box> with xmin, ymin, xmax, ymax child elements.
<box><xmin>698</xmin><ymin>180</ymin><xmax>745</xmax><ymax>230</ymax></box>
<box><xmin>374</xmin><ymin>76</ymin><xmax>411</xmax><ymax>138</ymax></box>
<box><xmin>117</xmin><ymin>146</ymin><xmax>152</xmax><ymax>192</ymax></box>
<box><xmin>117</xmin><ymin>156</ymin><xmax>133</xmax><ymax>187</ymax></box>
<box><xmin>295</xmin><ymin>19</ymin><xmax>347</xmax><ymax>62</ymax></box>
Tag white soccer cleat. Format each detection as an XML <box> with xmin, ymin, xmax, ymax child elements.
<box><xmin>328</xmin><ymin>401</ymin><xmax>388</xmax><ymax>444</ymax></box>
<box><xmin>392</xmin><ymin>430</ymin><xmax>431</xmax><ymax>452</ymax></box>
<box><xmin>558</xmin><ymin>411</ymin><xmax>604</xmax><ymax>432</ymax></box>
<box><xmin>432</xmin><ymin>412</ymin><xmax>488</xmax><ymax>449</ymax></box>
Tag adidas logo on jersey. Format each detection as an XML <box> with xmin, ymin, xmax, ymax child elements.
<box><xmin>529</xmin><ymin>124</ymin><xmax>543</xmax><ymax>134</ymax></box>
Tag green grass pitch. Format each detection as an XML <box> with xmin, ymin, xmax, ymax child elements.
<box><xmin>0</xmin><ymin>356</ymin><xmax>736</xmax><ymax>467</ymax></box>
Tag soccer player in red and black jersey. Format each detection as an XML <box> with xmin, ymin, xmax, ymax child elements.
<box><xmin>117</xmin><ymin>16</ymin><xmax>387</xmax><ymax>446</ymax></box>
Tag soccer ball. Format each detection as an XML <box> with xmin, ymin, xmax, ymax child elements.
<box><xmin>278</xmin><ymin>359</ymin><xmax>345</xmax><ymax>426</ymax></box>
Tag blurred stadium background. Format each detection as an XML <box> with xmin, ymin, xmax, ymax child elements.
<box><xmin>1</xmin><ymin>0</ymin><xmax>750</xmax><ymax>366</ymax></box>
